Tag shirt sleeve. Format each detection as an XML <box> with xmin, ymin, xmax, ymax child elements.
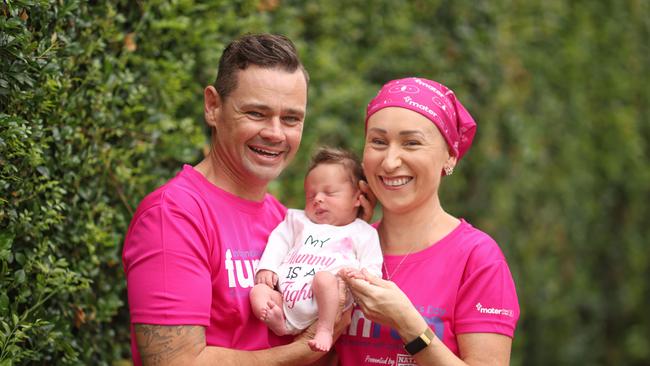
<box><xmin>454</xmin><ymin>241</ymin><xmax>520</xmax><ymax>337</ymax></box>
<box><xmin>123</xmin><ymin>191</ymin><xmax>212</xmax><ymax>326</ymax></box>
<box><xmin>354</xmin><ymin>223</ymin><xmax>384</xmax><ymax>278</ymax></box>
<box><xmin>257</xmin><ymin>210</ymin><xmax>293</xmax><ymax>274</ymax></box>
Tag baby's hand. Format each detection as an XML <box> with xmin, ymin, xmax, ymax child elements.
<box><xmin>338</xmin><ymin>267</ymin><xmax>367</xmax><ymax>281</ymax></box>
<box><xmin>255</xmin><ymin>269</ymin><xmax>278</xmax><ymax>288</ymax></box>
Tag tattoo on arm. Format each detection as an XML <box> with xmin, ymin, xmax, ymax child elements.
<box><xmin>135</xmin><ymin>324</ymin><xmax>205</xmax><ymax>366</ymax></box>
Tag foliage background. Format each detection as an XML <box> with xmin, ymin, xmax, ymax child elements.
<box><xmin>1</xmin><ymin>0</ymin><xmax>648</xmax><ymax>365</ymax></box>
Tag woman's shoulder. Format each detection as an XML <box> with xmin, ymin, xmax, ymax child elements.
<box><xmin>453</xmin><ymin>219</ymin><xmax>507</xmax><ymax>263</ymax></box>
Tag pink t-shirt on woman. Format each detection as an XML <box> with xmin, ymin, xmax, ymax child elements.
<box><xmin>335</xmin><ymin>219</ymin><xmax>519</xmax><ymax>364</ymax></box>
<box><xmin>122</xmin><ymin>165</ymin><xmax>288</xmax><ymax>365</ymax></box>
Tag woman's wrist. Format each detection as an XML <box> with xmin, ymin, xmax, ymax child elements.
<box><xmin>395</xmin><ymin>307</ymin><xmax>429</xmax><ymax>343</ymax></box>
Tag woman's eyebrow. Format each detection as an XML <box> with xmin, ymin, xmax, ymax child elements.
<box><xmin>367</xmin><ymin>127</ymin><xmax>387</xmax><ymax>134</ymax></box>
<box><xmin>399</xmin><ymin>130</ymin><xmax>425</xmax><ymax>137</ymax></box>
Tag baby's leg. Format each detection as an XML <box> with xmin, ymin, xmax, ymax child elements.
<box><xmin>249</xmin><ymin>284</ymin><xmax>289</xmax><ymax>336</ymax></box>
<box><xmin>308</xmin><ymin>271</ymin><xmax>339</xmax><ymax>352</ymax></box>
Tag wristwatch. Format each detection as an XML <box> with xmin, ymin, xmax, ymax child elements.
<box><xmin>404</xmin><ymin>327</ymin><xmax>435</xmax><ymax>355</ymax></box>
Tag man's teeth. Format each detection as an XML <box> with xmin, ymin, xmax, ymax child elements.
<box><xmin>251</xmin><ymin>147</ymin><xmax>280</xmax><ymax>156</ymax></box>
<box><xmin>383</xmin><ymin>177</ymin><xmax>411</xmax><ymax>186</ymax></box>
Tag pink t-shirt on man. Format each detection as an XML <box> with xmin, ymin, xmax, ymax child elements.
<box><xmin>335</xmin><ymin>219</ymin><xmax>519</xmax><ymax>365</ymax></box>
<box><xmin>122</xmin><ymin>165</ymin><xmax>288</xmax><ymax>365</ymax></box>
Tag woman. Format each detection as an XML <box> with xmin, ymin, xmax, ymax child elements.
<box><xmin>336</xmin><ymin>78</ymin><xmax>520</xmax><ymax>365</ymax></box>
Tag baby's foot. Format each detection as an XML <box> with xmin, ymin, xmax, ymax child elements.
<box><xmin>260</xmin><ymin>301</ymin><xmax>288</xmax><ymax>336</ymax></box>
<box><xmin>308</xmin><ymin>328</ymin><xmax>333</xmax><ymax>352</ymax></box>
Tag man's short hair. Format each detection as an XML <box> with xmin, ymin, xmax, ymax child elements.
<box><xmin>214</xmin><ymin>33</ymin><xmax>309</xmax><ymax>100</ymax></box>
<box><xmin>306</xmin><ymin>147</ymin><xmax>365</xmax><ymax>187</ymax></box>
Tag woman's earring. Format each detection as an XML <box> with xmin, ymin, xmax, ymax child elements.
<box><xmin>444</xmin><ymin>166</ymin><xmax>454</xmax><ymax>176</ymax></box>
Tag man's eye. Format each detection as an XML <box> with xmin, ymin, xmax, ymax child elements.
<box><xmin>247</xmin><ymin>111</ymin><xmax>264</xmax><ymax>118</ymax></box>
<box><xmin>282</xmin><ymin>116</ymin><xmax>302</xmax><ymax>125</ymax></box>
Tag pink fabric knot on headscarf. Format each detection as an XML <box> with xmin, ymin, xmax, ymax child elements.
<box><xmin>365</xmin><ymin>77</ymin><xmax>477</xmax><ymax>160</ymax></box>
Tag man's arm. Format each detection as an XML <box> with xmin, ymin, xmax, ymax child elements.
<box><xmin>135</xmin><ymin>324</ymin><xmax>322</xmax><ymax>366</ymax></box>
<box><xmin>135</xmin><ymin>276</ymin><xmax>353</xmax><ymax>366</ymax></box>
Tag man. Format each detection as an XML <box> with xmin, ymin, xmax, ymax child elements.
<box><xmin>123</xmin><ymin>34</ymin><xmax>350</xmax><ymax>366</ymax></box>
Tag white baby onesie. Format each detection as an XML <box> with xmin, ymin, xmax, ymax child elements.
<box><xmin>257</xmin><ymin>209</ymin><xmax>383</xmax><ymax>332</ymax></box>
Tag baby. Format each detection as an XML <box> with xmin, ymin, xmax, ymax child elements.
<box><xmin>250</xmin><ymin>147</ymin><xmax>383</xmax><ymax>352</ymax></box>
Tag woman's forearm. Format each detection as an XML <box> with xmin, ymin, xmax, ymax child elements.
<box><xmin>390</xmin><ymin>310</ymin><xmax>468</xmax><ymax>366</ymax></box>
<box><xmin>394</xmin><ymin>315</ymin><xmax>511</xmax><ymax>366</ymax></box>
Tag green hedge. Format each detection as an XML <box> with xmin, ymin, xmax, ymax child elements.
<box><xmin>1</xmin><ymin>0</ymin><xmax>648</xmax><ymax>364</ymax></box>
<box><xmin>0</xmin><ymin>0</ymin><xmax>264</xmax><ymax>363</ymax></box>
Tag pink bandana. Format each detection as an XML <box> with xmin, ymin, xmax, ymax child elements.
<box><xmin>365</xmin><ymin>77</ymin><xmax>477</xmax><ymax>160</ymax></box>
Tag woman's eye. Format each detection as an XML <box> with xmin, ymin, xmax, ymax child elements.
<box><xmin>371</xmin><ymin>138</ymin><xmax>386</xmax><ymax>145</ymax></box>
<box><xmin>405</xmin><ymin>140</ymin><xmax>421</xmax><ymax>146</ymax></box>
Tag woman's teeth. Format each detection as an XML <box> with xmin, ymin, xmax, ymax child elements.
<box><xmin>382</xmin><ymin>176</ymin><xmax>411</xmax><ymax>186</ymax></box>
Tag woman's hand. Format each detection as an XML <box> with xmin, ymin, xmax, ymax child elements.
<box><xmin>358</xmin><ymin>180</ymin><xmax>377</xmax><ymax>223</ymax></box>
<box><xmin>339</xmin><ymin>268</ymin><xmax>424</xmax><ymax>337</ymax></box>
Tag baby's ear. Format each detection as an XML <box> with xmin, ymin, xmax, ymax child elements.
<box><xmin>353</xmin><ymin>189</ymin><xmax>362</xmax><ymax>208</ymax></box>
<box><xmin>355</xmin><ymin>195</ymin><xmax>365</xmax><ymax>220</ymax></box>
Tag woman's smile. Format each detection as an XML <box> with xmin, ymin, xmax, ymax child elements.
<box><xmin>380</xmin><ymin>175</ymin><xmax>413</xmax><ymax>188</ymax></box>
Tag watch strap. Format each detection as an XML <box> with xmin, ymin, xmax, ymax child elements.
<box><xmin>404</xmin><ymin>327</ymin><xmax>435</xmax><ymax>355</ymax></box>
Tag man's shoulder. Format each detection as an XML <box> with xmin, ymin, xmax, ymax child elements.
<box><xmin>132</xmin><ymin>167</ymin><xmax>213</xmax><ymax>219</ymax></box>
<box><xmin>132</xmin><ymin>167</ymin><xmax>287</xmax><ymax>223</ymax></box>
<box><xmin>262</xmin><ymin>194</ymin><xmax>288</xmax><ymax>218</ymax></box>
<box><xmin>265</xmin><ymin>193</ymin><xmax>287</xmax><ymax>208</ymax></box>
<box><xmin>137</xmin><ymin>183</ymin><xmax>190</xmax><ymax>210</ymax></box>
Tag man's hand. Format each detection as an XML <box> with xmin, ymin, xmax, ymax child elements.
<box><xmin>255</xmin><ymin>269</ymin><xmax>278</xmax><ymax>287</ymax></box>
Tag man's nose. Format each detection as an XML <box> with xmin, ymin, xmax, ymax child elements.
<box><xmin>259</xmin><ymin>118</ymin><xmax>284</xmax><ymax>142</ymax></box>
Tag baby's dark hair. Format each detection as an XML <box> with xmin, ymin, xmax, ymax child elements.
<box><xmin>306</xmin><ymin>147</ymin><xmax>365</xmax><ymax>186</ymax></box>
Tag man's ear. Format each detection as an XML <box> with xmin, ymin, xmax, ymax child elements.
<box><xmin>204</xmin><ymin>86</ymin><xmax>222</xmax><ymax>128</ymax></box>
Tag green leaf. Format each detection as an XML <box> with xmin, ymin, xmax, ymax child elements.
<box><xmin>14</xmin><ymin>269</ymin><xmax>26</xmax><ymax>284</ymax></box>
